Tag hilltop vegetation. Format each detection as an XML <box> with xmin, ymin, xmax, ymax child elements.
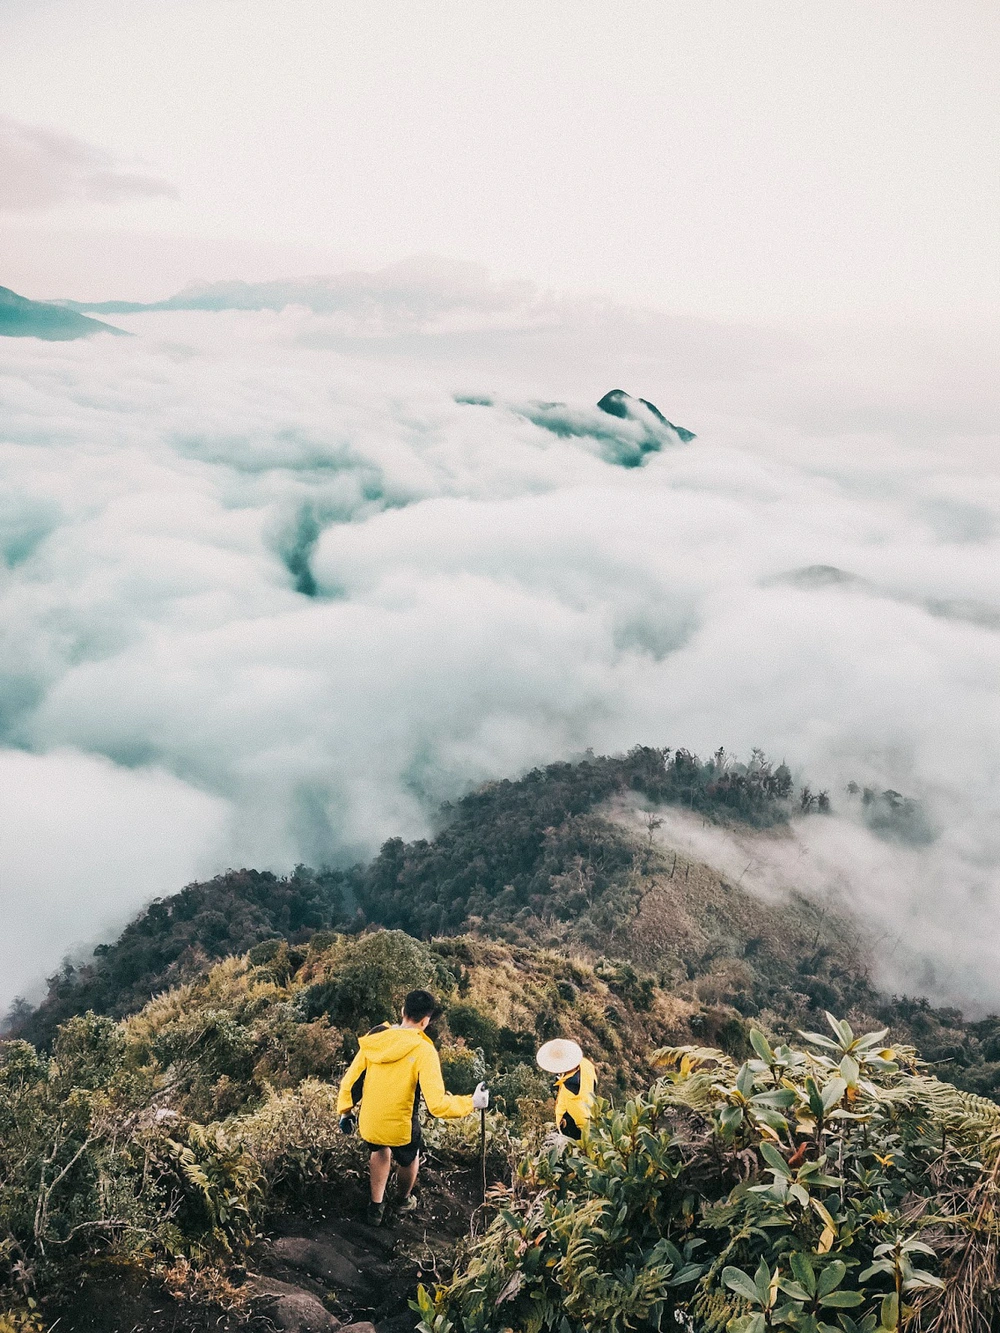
<box><xmin>3</xmin><ymin>744</ymin><xmax>1000</xmax><ymax>1328</ymax></box>
<box><xmin>12</xmin><ymin>747</ymin><xmax>800</xmax><ymax>1045</ymax></box>
<box><xmin>3</xmin><ymin>932</ymin><xmax>1000</xmax><ymax>1330</ymax></box>
<box><xmin>12</xmin><ymin>867</ymin><xmax>348</xmax><ymax>1047</ymax></box>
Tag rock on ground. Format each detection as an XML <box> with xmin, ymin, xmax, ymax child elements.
<box><xmin>250</xmin><ymin>1275</ymin><xmax>342</xmax><ymax>1332</ymax></box>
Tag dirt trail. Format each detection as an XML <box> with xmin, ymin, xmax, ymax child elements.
<box><xmin>58</xmin><ymin>1152</ymin><xmax>482</xmax><ymax>1333</ymax></box>
<box><xmin>250</xmin><ymin>1157</ymin><xmax>480</xmax><ymax>1332</ymax></box>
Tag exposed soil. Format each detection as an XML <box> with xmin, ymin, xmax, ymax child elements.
<box><xmin>51</xmin><ymin>1150</ymin><xmax>484</xmax><ymax>1333</ymax></box>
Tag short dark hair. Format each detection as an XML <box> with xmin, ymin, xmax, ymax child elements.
<box><xmin>403</xmin><ymin>989</ymin><xmax>439</xmax><ymax>1022</ymax></box>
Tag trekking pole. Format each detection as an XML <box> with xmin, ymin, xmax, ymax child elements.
<box><xmin>473</xmin><ymin>1046</ymin><xmax>488</xmax><ymax>1204</ymax></box>
<box><xmin>479</xmin><ymin>1105</ymin><xmax>487</xmax><ymax>1203</ymax></box>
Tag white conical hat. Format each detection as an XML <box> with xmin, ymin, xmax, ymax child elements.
<box><xmin>536</xmin><ymin>1038</ymin><xmax>583</xmax><ymax>1074</ymax></box>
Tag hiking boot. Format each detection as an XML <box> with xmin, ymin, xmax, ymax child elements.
<box><xmin>365</xmin><ymin>1199</ymin><xmax>385</xmax><ymax>1227</ymax></box>
<box><xmin>398</xmin><ymin>1193</ymin><xmax>418</xmax><ymax>1214</ymax></box>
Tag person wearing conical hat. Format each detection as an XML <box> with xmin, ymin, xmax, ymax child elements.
<box><xmin>537</xmin><ymin>1038</ymin><xmax>596</xmax><ymax>1139</ymax></box>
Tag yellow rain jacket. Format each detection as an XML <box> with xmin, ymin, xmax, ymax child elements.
<box><xmin>337</xmin><ymin>1024</ymin><xmax>475</xmax><ymax>1147</ymax></box>
<box><xmin>554</xmin><ymin>1057</ymin><xmax>597</xmax><ymax>1138</ymax></box>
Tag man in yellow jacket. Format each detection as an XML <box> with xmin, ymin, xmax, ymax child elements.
<box><xmin>537</xmin><ymin>1038</ymin><xmax>596</xmax><ymax>1139</ymax></box>
<box><xmin>338</xmin><ymin>989</ymin><xmax>489</xmax><ymax>1225</ymax></box>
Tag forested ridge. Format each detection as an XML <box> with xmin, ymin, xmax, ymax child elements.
<box><xmin>10</xmin><ymin>746</ymin><xmax>992</xmax><ymax>1101</ymax></box>
<box><xmin>11</xmin><ymin>747</ymin><xmax>797</xmax><ymax>1045</ymax></box>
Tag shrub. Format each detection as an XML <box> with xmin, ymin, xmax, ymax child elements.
<box><xmin>419</xmin><ymin>1015</ymin><xmax>1000</xmax><ymax>1333</ymax></box>
<box><xmin>446</xmin><ymin>1003</ymin><xmax>501</xmax><ymax>1056</ymax></box>
<box><xmin>440</xmin><ymin>1047</ymin><xmax>480</xmax><ymax>1096</ymax></box>
<box><xmin>300</xmin><ymin>929</ymin><xmax>455</xmax><ymax>1030</ymax></box>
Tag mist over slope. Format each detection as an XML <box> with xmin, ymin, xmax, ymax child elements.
<box><xmin>1</xmin><ymin>261</ymin><xmax>998</xmax><ymax>1010</ymax></box>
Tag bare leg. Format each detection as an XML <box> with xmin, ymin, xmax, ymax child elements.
<box><xmin>397</xmin><ymin>1151</ymin><xmax>420</xmax><ymax>1199</ymax></box>
<box><xmin>369</xmin><ymin>1147</ymin><xmax>392</xmax><ymax>1203</ymax></box>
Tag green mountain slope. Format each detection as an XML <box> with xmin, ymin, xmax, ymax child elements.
<box><xmin>0</xmin><ymin>285</ymin><xmax>126</xmax><ymax>339</ymax></box>
<box><xmin>12</xmin><ymin>745</ymin><xmax>999</xmax><ymax>1099</ymax></box>
<box><xmin>9</xmin><ymin>747</ymin><xmax>798</xmax><ymax>1045</ymax></box>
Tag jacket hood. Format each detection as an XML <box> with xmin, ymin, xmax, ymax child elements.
<box><xmin>358</xmin><ymin>1025</ymin><xmax>431</xmax><ymax>1065</ymax></box>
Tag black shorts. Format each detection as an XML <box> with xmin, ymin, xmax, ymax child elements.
<box><xmin>559</xmin><ymin>1112</ymin><xmax>582</xmax><ymax>1140</ymax></box>
<box><xmin>363</xmin><ymin>1129</ymin><xmax>422</xmax><ymax>1167</ymax></box>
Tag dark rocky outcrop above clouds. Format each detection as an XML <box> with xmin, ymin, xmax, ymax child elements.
<box><xmin>0</xmin><ymin>285</ymin><xmax>125</xmax><ymax>340</ymax></box>
<box><xmin>597</xmin><ymin>387</ymin><xmax>696</xmax><ymax>442</ymax></box>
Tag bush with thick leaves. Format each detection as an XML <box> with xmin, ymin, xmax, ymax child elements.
<box><xmin>419</xmin><ymin>1014</ymin><xmax>1000</xmax><ymax>1333</ymax></box>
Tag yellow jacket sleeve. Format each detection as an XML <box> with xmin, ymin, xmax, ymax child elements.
<box><xmin>416</xmin><ymin>1041</ymin><xmax>475</xmax><ymax>1119</ymax></box>
<box><xmin>337</xmin><ymin>1047</ymin><xmax>368</xmax><ymax>1115</ymax></box>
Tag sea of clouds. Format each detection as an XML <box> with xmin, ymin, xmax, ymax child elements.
<box><xmin>1</xmin><ymin>259</ymin><xmax>998</xmax><ymax>1010</ymax></box>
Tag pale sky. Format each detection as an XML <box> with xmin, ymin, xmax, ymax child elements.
<box><xmin>1</xmin><ymin>0</ymin><xmax>998</xmax><ymax>322</ymax></box>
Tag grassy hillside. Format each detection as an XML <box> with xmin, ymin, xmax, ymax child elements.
<box><xmin>12</xmin><ymin>866</ymin><xmax>349</xmax><ymax>1047</ymax></box>
<box><xmin>2</xmin><ymin>738</ymin><xmax>1000</xmax><ymax>1327</ymax></box>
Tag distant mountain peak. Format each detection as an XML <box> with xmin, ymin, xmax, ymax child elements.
<box><xmin>0</xmin><ymin>286</ymin><xmax>125</xmax><ymax>340</ymax></box>
<box><xmin>597</xmin><ymin>389</ymin><xmax>695</xmax><ymax>442</ymax></box>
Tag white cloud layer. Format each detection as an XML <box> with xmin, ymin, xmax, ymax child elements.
<box><xmin>0</xmin><ymin>749</ymin><xmax>229</xmax><ymax>1004</ymax></box>
<box><xmin>1</xmin><ymin>269</ymin><xmax>998</xmax><ymax>1011</ymax></box>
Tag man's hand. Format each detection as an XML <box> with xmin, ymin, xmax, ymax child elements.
<box><xmin>339</xmin><ymin>1114</ymin><xmax>355</xmax><ymax>1135</ymax></box>
<box><xmin>472</xmin><ymin>1082</ymin><xmax>490</xmax><ymax>1110</ymax></box>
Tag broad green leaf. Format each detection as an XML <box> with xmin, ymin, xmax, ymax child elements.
<box><xmin>724</xmin><ymin>1266</ymin><xmax>764</xmax><ymax>1306</ymax></box>
<box><xmin>750</xmin><ymin>1029</ymin><xmax>774</xmax><ymax>1063</ymax></box>
<box><xmin>720</xmin><ymin>1104</ymin><xmax>745</xmax><ymax>1131</ymax></box>
<box><xmin>778</xmin><ymin>1278</ymin><xmax>812</xmax><ymax>1302</ymax></box>
<box><xmin>761</xmin><ymin>1141</ymin><xmax>792</xmax><ymax>1177</ymax></box>
<box><xmin>790</xmin><ymin>1251</ymin><xmax>816</xmax><ymax>1294</ymax></box>
<box><xmin>756</xmin><ymin>1088</ymin><xmax>797</xmax><ymax>1108</ymax></box>
<box><xmin>666</xmin><ymin>1263</ymin><xmax>704</xmax><ymax>1287</ymax></box>
<box><xmin>822</xmin><ymin>1078</ymin><xmax>848</xmax><ymax>1112</ymax></box>
<box><xmin>817</xmin><ymin>1261</ymin><xmax>847</xmax><ymax>1297</ymax></box>
<box><xmin>805</xmin><ymin>1077</ymin><xmax>826</xmax><ymax>1116</ymax></box>
<box><xmin>660</xmin><ymin>1240</ymin><xmax>682</xmax><ymax>1267</ymax></box>
<box><xmin>727</xmin><ymin>1316</ymin><xmax>767</xmax><ymax>1333</ymax></box>
<box><xmin>772</xmin><ymin>1306</ymin><xmax>806</xmax><ymax>1327</ymax></box>
<box><xmin>754</xmin><ymin>1258</ymin><xmax>773</xmax><ymax>1305</ymax></box>
<box><xmin>799</xmin><ymin>1031</ymin><xmax>844</xmax><ymax>1052</ymax></box>
<box><xmin>737</xmin><ymin>1062</ymin><xmax>755</xmax><ymax>1098</ymax></box>
<box><xmin>825</xmin><ymin>1012</ymin><xmax>853</xmax><ymax>1046</ymax></box>
<box><xmin>902</xmin><ymin>1270</ymin><xmax>945</xmax><ymax>1291</ymax></box>
<box><xmin>820</xmin><ymin>1291</ymin><xmax>865</xmax><ymax>1308</ymax></box>
<box><xmin>853</xmin><ymin>1028</ymin><xmax>889</xmax><ymax>1050</ymax></box>
<box><xmin>839</xmin><ymin>1055</ymin><xmax>860</xmax><ymax>1085</ymax></box>
<box><xmin>866</xmin><ymin>1056</ymin><xmax>899</xmax><ymax>1074</ymax></box>
<box><xmin>755</xmin><ymin>1107</ymin><xmax>791</xmax><ymax>1132</ymax></box>
<box><xmin>900</xmin><ymin>1239</ymin><xmax>936</xmax><ymax>1257</ymax></box>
